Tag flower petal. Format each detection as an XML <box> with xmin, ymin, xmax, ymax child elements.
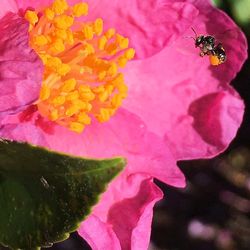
<box><xmin>78</xmin><ymin>215</ymin><xmax>121</xmax><ymax>250</ymax></box>
<box><xmin>0</xmin><ymin>13</ymin><xmax>43</xmax><ymax>116</ymax></box>
<box><xmin>0</xmin><ymin>123</ymin><xmax>47</xmax><ymax>146</ymax></box>
<box><xmin>165</xmin><ymin>90</ymin><xmax>244</xmax><ymax>159</ymax></box>
<box><xmin>15</xmin><ymin>0</ymin><xmax>52</xmax><ymax>10</ymax></box>
<box><xmin>0</xmin><ymin>0</ymin><xmax>17</xmax><ymax>19</ymax></box>
<box><xmin>79</xmin><ymin>176</ymin><xmax>163</xmax><ymax>250</ymax></box>
<box><xmin>122</xmin><ymin>2</ymin><xmax>247</xmax><ymax>160</ymax></box>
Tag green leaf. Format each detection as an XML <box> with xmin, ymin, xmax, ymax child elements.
<box><xmin>0</xmin><ymin>139</ymin><xmax>125</xmax><ymax>250</ymax></box>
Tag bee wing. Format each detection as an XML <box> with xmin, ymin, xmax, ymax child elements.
<box><xmin>174</xmin><ymin>36</ymin><xmax>198</xmax><ymax>56</ymax></box>
<box><xmin>213</xmin><ymin>28</ymin><xmax>240</xmax><ymax>41</ymax></box>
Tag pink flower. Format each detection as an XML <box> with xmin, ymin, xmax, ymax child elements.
<box><xmin>0</xmin><ymin>0</ymin><xmax>247</xmax><ymax>249</ymax></box>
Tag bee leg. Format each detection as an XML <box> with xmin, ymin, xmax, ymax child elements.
<box><xmin>199</xmin><ymin>52</ymin><xmax>205</xmax><ymax>57</ymax></box>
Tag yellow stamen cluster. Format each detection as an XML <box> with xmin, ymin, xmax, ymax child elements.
<box><xmin>25</xmin><ymin>0</ymin><xmax>135</xmax><ymax>133</ymax></box>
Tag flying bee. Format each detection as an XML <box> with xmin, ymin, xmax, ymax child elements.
<box><xmin>190</xmin><ymin>27</ymin><xmax>226</xmax><ymax>66</ymax></box>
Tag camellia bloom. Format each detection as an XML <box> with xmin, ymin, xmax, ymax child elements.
<box><xmin>0</xmin><ymin>0</ymin><xmax>247</xmax><ymax>249</ymax></box>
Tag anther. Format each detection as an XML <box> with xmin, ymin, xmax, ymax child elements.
<box><xmin>26</xmin><ymin>0</ymin><xmax>135</xmax><ymax>133</ymax></box>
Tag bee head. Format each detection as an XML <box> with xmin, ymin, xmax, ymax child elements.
<box><xmin>195</xmin><ymin>36</ymin><xmax>204</xmax><ymax>47</ymax></box>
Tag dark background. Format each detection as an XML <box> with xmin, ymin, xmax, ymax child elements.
<box><xmin>1</xmin><ymin>0</ymin><xmax>250</xmax><ymax>249</ymax></box>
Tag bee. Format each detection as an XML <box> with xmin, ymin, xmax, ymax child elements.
<box><xmin>191</xmin><ymin>27</ymin><xmax>226</xmax><ymax>66</ymax></box>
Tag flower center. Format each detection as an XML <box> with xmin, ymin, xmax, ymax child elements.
<box><xmin>25</xmin><ymin>0</ymin><xmax>135</xmax><ymax>133</ymax></box>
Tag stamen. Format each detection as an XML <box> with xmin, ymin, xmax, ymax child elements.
<box><xmin>24</xmin><ymin>10</ymin><xmax>38</xmax><ymax>26</ymax></box>
<box><xmin>73</xmin><ymin>3</ymin><xmax>88</xmax><ymax>17</ymax></box>
<box><xmin>25</xmin><ymin>0</ymin><xmax>135</xmax><ymax>133</ymax></box>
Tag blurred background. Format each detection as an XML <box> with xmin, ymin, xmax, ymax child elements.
<box><xmin>1</xmin><ymin>1</ymin><xmax>250</xmax><ymax>250</ymax></box>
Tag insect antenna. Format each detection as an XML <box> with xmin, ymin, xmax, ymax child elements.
<box><xmin>184</xmin><ymin>27</ymin><xmax>198</xmax><ymax>41</ymax></box>
<box><xmin>191</xmin><ymin>27</ymin><xmax>198</xmax><ymax>38</ymax></box>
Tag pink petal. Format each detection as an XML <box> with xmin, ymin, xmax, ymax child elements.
<box><xmin>78</xmin><ymin>215</ymin><xmax>121</xmax><ymax>250</ymax></box>
<box><xmin>0</xmin><ymin>123</ymin><xmax>47</xmax><ymax>146</ymax></box>
<box><xmin>0</xmin><ymin>13</ymin><xmax>43</xmax><ymax>116</ymax></box>
<box><xmin>122</xmin><ymin>2</ymin><xmax>247</xmax><ymax>160</ymax></box>
<box><xmin>16</xmin><ymin>0</ymin><xmax>199</xmax><ymax>59</ymax></box>
<box><xmin>164</xmin><ymin>90</ymin><xmax>244</xmax><ymax>160</ymax></box>
<box><xmin>0</xmin><ymin>0</ymin><xmax>17</xmax><ymax>19</ymax></box>
<box><xmin>79</xmin><ymin>176</ymin><xmax>163</xmax><ymax>250</ymax></box>
<box><xmin>15</xmin><ymin>0</ymin><xmax>52</xmax><ymax>10</ymax></box>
